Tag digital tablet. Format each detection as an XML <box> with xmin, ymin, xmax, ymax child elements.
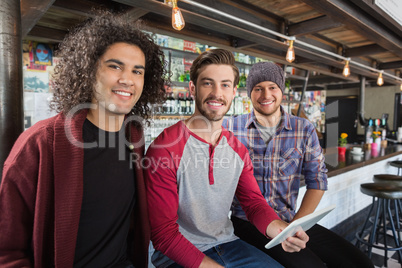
<box><xmin>265</xmin><ymin>204</ymin><xmax>336</xmax><ymax>249</ymax></box>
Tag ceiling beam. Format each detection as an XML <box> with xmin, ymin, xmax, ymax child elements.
<box><xmin>227</xmin><ymin>0</ymin><xmax>284</xmax><ymax>23</ymax></box>
<box><xmin>231</xmin><ymin>39</ymin><xmax>256</xmax><ymax>49</ymax></box>
<box><xmin>115</xmin><ymin>0</ymin><xmax>344</xmax><ymax>66</ymax></box>
<box><xmin>287</xmin><ymin>15</ymin><xmax>343</xmax><ymax>36</ymax></box>
<box><xmin>349</xmin><ymin>0</ymin><xmax>402</xmax><ymax>37</ymax></box>
<box><xmin>52</xmin><ymin>0</ymin><xmax>98</xmax><ymax>15</ymax></box>
<box><xmin>26</xmin><ymin>25</ymin><xmax>68</xmax><ymax>43</ymax></box>
<box><xmin>114</xmin><ymin>0</ymin><xmax>286</xmax><ymax>49</ymax></box>
<box><xmin>115</xmin><ymin>0</ymin><xmax>282</xmax><ymax>40</ymax></box>
<box><xmin>378</xmin><ymin>61</ymin><xmax>402</xmax><ymax>70</ymax></box>
<box><xmin>116</xmin><ymin>0</ymin><xmax>400</xmax><ymax>85</ymax></box>
<box><xmin>344</xmin><ymin>44</ymin><xmax>387</xmax><ymax>57</ymax></box>
<box><xmin>325</xmin><ymin>81</ymin><xmax>383</xmax><ymax>90</ymax></box>
<box><xmin>21</xmin><ymin>0</ymin><xmax>55</xmax><ymax>37</ymax></box>
<box><xmin>53</xmin><ymin>0</ymin><xmax>129</xmax><ymax>13</ymax></box>
<box><xmin>125</xmin><ymin>7</ymin><xmax>149</xmax><ymax>21</ymax></box>
<box><xmin>299</xmin><ymin>0</ymin><xmax>402</xmax><ymax>57</ymax></box>
<box><xmin>140</xmin><ymin>14</ymin><xmax>233</xmax><ymax>48</ymax></box>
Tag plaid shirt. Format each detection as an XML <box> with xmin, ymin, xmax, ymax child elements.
<box><xmin>223</xmin><ymin>107</ymin><xmax>327</xmax><ymax>222</ymax></box>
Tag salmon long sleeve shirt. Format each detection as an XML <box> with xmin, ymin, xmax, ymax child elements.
<box><xmin>145</xmin><ymin>121</ymin><xmax>280</xmax><ymax>268</ymax></box>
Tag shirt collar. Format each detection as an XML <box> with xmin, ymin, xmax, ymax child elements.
<box><xmin>247</xmin><ymin>106</ymin><xmax>292</xmax><ymax>131</ymax></box>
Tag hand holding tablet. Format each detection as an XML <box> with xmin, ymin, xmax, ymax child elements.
<box><xmin>265</xmin><ymin>204</ymin><xmax>336</xmax><ymax>249</ymax></box>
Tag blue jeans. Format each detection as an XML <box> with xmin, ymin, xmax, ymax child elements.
<box><xmin>168</xmin><ymin>239</ymin><xmax>283</xmax><ymax>268</ymax></box>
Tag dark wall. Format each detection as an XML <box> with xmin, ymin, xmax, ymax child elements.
<box><xmin>326</xmin><ymin>96</ymin><xmax>359</xmax><ymax>146</ymax></box>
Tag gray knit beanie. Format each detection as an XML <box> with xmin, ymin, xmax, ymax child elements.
<box><xmin>246</xmin><ymin>62</ymin><xmax>285</xmax><ymax>98</ymax></box>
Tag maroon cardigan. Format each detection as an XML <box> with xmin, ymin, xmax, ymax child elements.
<box><xmin>0</xmin><ymin>110</ymin><xmax>150</xmax><ymax>267</ymax></box>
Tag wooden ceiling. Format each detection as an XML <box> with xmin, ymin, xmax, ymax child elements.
<box><xmin>21</xmin><ymin>0</ymin><xmax>402</xmax><ymax>90</ymax></box>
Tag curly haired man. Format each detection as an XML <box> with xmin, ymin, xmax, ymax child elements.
<box><xmin>0</xmin><ymin>10</ymin><xmax>168</xmax><ymax>268</ymax></box>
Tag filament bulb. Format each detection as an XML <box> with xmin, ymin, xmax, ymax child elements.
<box><xmin>286</xmin><ymin>40</ymin><xmax>295</xmax><ymax>63</ymax></box>
<box><xmin>343</xmin><ymin>59</ymin><xmax>350</xmax><ymax>77</ymax></box>
<box><xmin>172</xmin><ymin>0</ymin><xmax>185</xmax><ymax>31</ymax></box>
<box><xmin>377</xmin><ymin>72</ymin><xmax>384</xmax><ymax>86</ymax></box>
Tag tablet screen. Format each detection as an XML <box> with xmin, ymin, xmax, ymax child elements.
<box><xmin>265</xmin><ymin>204</ymin><xmax>336</xmax><ymax>249</ymax></box>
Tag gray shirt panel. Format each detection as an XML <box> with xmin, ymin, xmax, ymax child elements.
<box><xmin>176</xmin><ymin>135</ymin><xmax>244</xmax><ymax>250</ymax></box>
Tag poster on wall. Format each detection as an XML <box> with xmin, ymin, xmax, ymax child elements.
<box><xmin>22</xmin><ymin>40</ymin><xmax>31</xmax><ymax>67</ymax></box>
<box><xmin>24</xmin><ymin>40</ymin><xmax>48</xmax><ymax>71</ymax></box>
<box><xmin>171</xmin><ymin>57</ymin><xmax>184</xmax><ymax>82</ymax></box>
<box><xmin>24</xmin><ymin>91</ymin><xmax>56</xmax><ymax>128</ymax></box>
<box><xmin>31</xmin><ymin>41</ymin><xmax>53</xmax><ymax>66</ymax></box>
<box><xmin>47</xmin><ymin>57</ymin><xmax>61</xmax><ymax>93</ymax></box>
<box><xmin>23</xmin><ymin>69</ymin><xmax>49</xmax><ymax>93</ymax></box>
<box><xmin>34</xmin><ymin>92</ymin><xmax>56</xmax><ymax>121</ymax></box>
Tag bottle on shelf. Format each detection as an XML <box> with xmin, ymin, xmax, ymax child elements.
<box><xmin>227</xmin><ymin>101</ymin><xmax>234</xmax><ymax>115</ymax></box>
<box><xmin>174</xmin><ymin>92</ymin><xmax>180</xmax><ymax>114</ymax></box>
<box><xmin>365</xmin><ymin>118</ymin><xmax>373</xmax><ymax>144</ymax></box>
<box><xmin>179</xmin><ymin>93</ymin><xmax>186</xmax><ymax>115</ymax></box>
<box><xmin>185</xmin><ymin>92</ymin><xmax>191</xmax><ymax>114</ymax></box>
<box><xmin>242</xmin><ymin>96</ymin><xmax>252</xmax><ymax>114</ymax></box>
<box><xmin>190</xmin><ymin>94</ymin><xmax>195</xmax><ymax>114</ymax></box>
<box><xmin>169</xmin><ymin>92</ymin><xmax>175</xmax><ymax>114</ymax></box>
<box><xmin>161</xmin><ymin>93</ymin><xmax>169</xmax><ymax>114</ymax></box>
<box><xmin>164</xmin><ymin>93</ymin><xmax>170</xmax><ymax>114</ymax></box>
<box><xmin>234</xmin><ymin>92</ymin><xmax>243</xmax><ymax>115</ymax></box>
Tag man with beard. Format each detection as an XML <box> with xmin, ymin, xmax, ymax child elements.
<box><xmin>145</xmin><ymin>49</ymin><xmax>309</xmax><ymax>268</ymax></box>
<box><xmin>223</xmin><ymin>62</ymin><xmax>374</xmax><ymax>268</ymax></box>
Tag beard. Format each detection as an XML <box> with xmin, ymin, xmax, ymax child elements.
<box><xmin>253</xmin><ymin>100</ymin><xmax>281</xmax><ymax>117</ymax></box>
<box><xmin>195</xmin><ymin>93</ymin><xmax>231</xmax><ymax>122</ymax></box>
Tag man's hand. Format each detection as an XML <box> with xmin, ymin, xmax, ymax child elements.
<box><xmin>198</xmin><ymin>255</ymin><xmax>224</xmax><ymax>268</ymax></box>
<box><xmin>266</xmin><ymin>219</ymin><xmax>309</xmax><ymax>252</ymax></box>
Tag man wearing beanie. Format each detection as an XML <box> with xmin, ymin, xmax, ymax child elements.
<box><xmin>223</xmin><ymin>62</ymin><xmax>374</xmax><ymax>268</ymax></box>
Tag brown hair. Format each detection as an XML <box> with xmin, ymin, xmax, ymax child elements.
<box><xmin>50</xmin><ymin>10</ymin><xmax>169</xmax><ymax>121</ymax></box>
<box><xmin>190</xmin><ymin>49</ymin><xmax>239</xmax><ymax>86</ymax></box>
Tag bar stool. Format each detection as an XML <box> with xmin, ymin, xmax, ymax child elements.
<box><xmin>355</xmin><ymin>183</ymin><xmax>402</xmax><ymax>267</ymax></box>
<box><xmin>374</xmin><ymin>174</ymin><xmax>402</xmax><ymax>228</ymax></box>
<box><xmin>374</xmin><ymin>174</ymin><xmax>402</xmax><ymax>186</ymax></box>
<box><xmin>390</xmin><ymin>160</ymin><xmax>402</xmax><ymax>176</ymax></box>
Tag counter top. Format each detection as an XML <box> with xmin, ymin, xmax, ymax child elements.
<box><xmin>324</xmin><ymin>144</ymin><xmax>402</xmax><ymax>177</ymax></box>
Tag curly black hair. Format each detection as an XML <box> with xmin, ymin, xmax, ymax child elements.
<box><xmin>50</xmin><ymin>10</ymin><xmax>169</xmax><ymax>121</ymax></box>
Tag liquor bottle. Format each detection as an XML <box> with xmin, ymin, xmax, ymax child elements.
<box><xmin>190</xmin><ymin>94</ymin><xmax>195</xmax><ymax>114</ymax></box>
<box><xmin>242</xmin><ymin>96</ymin><xmax>249</xmax><ymax>114</ymax></box>
<box><xmin>227</xmin><ymin>101</ymin><xmax>234</xmax><ymax>115</ymax></box>
<box><xmin>168</xmin><ymin>93</ymin><xmax>174</xmax><ymax>114</ymax></box>
<box><xmin>185</xmin><ymin>92</ymin><xmax>191</xmax><ymax>114</ymax></box>
<box><xmin>173</xmin><ymin>93</ymin><xmax>180</xmax><ymax>114</ymax></box>
<box><xmin>180</xmin><ymin>93</ymin><xmax>186</xmax><ymax>114</ymax></box>
<box><xmin>234</xmin><ymin>92</ymin><xmax>243</xmax><ymax>115</ymax></box>
<box><xmin>365</xmin><ymin>118</ymin><xmax>373</xmax><ymax>144</ymax></box>
<box><xmin>162</xmin><ymin>93</ymin><xmax>169</xmax><ymax>114</ymax></box>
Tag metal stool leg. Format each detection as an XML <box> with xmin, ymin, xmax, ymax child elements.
<box><xmin>393</xmin><ymin>200</ymin><xmax>401</xmax><ymax>241</ymax></box>
<box><xmin>367</xmin><ymin>198</ymin><xmax>382</xmax><ymax>258</ymax></box>
<box><xmin>356</xmin><ymin>197</ymin><xmax>376</xmax><ymax>249</ymax></box>
<box><xmin>386</xmin><ymin>199</ymin><xmax>402</xmax><ymax>264</ymax></box>
<box><xmin>357</xmin><ymin>183</ymin><xmax>402</xmax><ymax>265</ymax></box>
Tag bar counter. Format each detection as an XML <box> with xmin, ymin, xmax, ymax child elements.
<box><xmin>325</xmin><ymin>144</ymin><xmax>402</xmax><ymax>177</ymax></box>
<box><xmin>296</xmin><ymin>143</ymin><xmax>402</xmax><ymax>230</ymax></box>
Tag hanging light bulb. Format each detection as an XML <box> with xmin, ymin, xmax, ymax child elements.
<box><xmin>286</xmin><ymin>38</ymin><xmax>295</xmax><ymax>63</ymax></box>
<box><xmin>377</xmin><ymin>71</ymin><xmax>384</xmax><ymax>86</ymax></box>
<box><xmin>343</xmin><ymin>58</ymin><xmax>351</xmax><ymax>77</ymax></box>
<box><xmin>172</xmin><ymin>0</ymin><xmax>185</xmax><ymax>31</ymax></box>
